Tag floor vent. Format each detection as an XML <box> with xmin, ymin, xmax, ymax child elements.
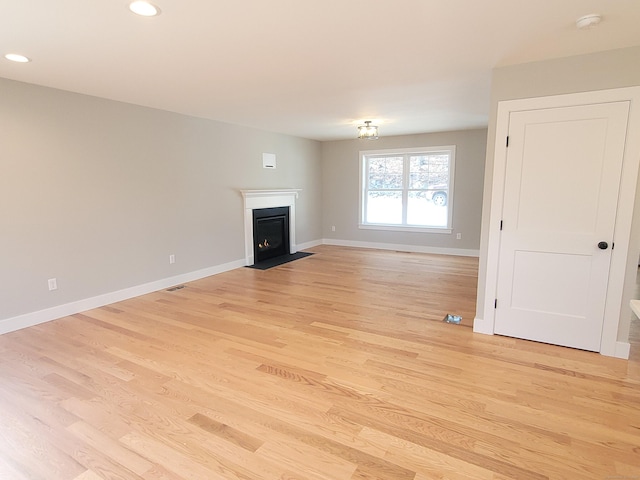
<box><xmin>166</xmin><ymin>285</ymin><xmax>186</xmax><ymax>292</ymax></box>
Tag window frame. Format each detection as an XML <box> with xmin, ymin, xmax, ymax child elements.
<box><xmin>359</xmin><ymin>146</ymin><xmax>455</xmax><ymax>233</ymax></box>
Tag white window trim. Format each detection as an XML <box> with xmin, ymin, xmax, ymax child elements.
<box><xmin>359</xmin><ymin>146</ymin><xmax>455</xmax><ymax>234</ymax></box>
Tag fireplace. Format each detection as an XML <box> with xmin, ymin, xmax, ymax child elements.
<box><xmin>253</xmin><ymin>207</ymin><xmax>290</xmax><ymax>263</ymax></box>
<box><xmin>240</xmin><ymin>189</ymin><xmax>300</xmax><ymax>266</ymax></box>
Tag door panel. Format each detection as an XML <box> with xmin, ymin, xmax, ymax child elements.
<box><xmin>510</xmin><ymin>251</ymin><xmax>590</xmax><ymax>316</ymax></box>
<box><xmin>494</xmin><ymin>102</ymin><xmax>629</xmax><ymax>351</ymax></box>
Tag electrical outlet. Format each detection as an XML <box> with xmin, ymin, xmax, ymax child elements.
<box><xmin>456</xmin><ymin>233</ymin><xmax>462</xmax><ymax>240</ymax></box>
<box><xmin>331</xmin><ymin>225</ymin><xmax>336</xmax><ymax>232</ymax></box>
<box><xmin>169</xmin><ymin>254</ymin><xmax>175</xmax><ymax>264</ymax></box>
<box><xmin>48</xmin><ymin>278</ymin><xmax>57</xmax><ymax>291</ymax></box>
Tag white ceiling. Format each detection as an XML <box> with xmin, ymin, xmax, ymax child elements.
<box><xmin>2</xmin><ymin>1</ymin><xmax>640</xmax><ymax>141</ymax></box>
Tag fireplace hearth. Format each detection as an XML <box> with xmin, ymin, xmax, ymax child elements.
<box><xmin>253</xmin><ymin>207</ymin><xmax>290</xmax><ymax>264</ymax></box>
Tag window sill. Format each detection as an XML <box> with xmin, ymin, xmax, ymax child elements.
<box><xmin>359</xmin><ymin>224</ymin><xmax>452</xmax><ymax>234</ymax></box>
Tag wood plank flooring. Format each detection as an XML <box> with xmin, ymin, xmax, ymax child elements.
<box><xmin>1</xmin><ymin>245</ymin><xmax>639</xmax><ymax>479</ymax></box>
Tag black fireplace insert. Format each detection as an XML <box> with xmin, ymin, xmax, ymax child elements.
<box><xmin>252</xmin><ymin>207</ymin><xmax>290</xmax><ymax>264</ymax></box>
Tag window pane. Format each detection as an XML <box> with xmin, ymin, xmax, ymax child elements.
<box><xmin>370</xmin><ymin>174</ymin><xmax>402</xmax><ymax>189</ymax></box>
<box><xmin>367</xmin><ymin>191</ymin><xmax>402</xmax><ymax>224</ymax></box>
<box><xmin>410</xmin><ymin>156</ymin><xmax>430</xmax><ymax>172</ymax></box>
<box><xmin>409</xmin><ymin>173</ymin><xmax>429</xmax><ymax>189</ymax></box>
<box><xmin>407</xmin><ymin>191</ymin><xmax>448</xmax><ymax>227</ymax></box>
<box><xmin>368</xmin><ymin>157</ymin><xmax>403</xmax><ymax>189</ymax></box>
<box><xmin>410</xmin><ymin>154</ymin><xmax>450</xmax><ymax>189</ymax></box>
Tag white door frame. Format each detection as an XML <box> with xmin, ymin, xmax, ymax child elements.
<box><xmin>474</xmin><ymin>87</ymin><xmax>640</xmax><ymax>358</ymax></box>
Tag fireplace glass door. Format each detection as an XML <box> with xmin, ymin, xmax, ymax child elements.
<box><xmin>253</xmin><ymin>207</ymin><xmax>290</xmax><ymax>263</ymax></box>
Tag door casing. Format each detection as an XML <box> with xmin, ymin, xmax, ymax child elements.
<box><xmin>475</xmin><ymin>87</ymin><xmax>640</xmax><ymax>358</ymax></box>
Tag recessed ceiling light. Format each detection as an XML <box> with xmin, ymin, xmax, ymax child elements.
<box><xmin>576</xmin><ymin>14</ymin><xmax>602</xmax><ymax>29</ymax></box>
<box><xmin>129</xmin><ymin>1</ymin><xmax>160</xmax><ymax>17</ymax></box>
<box><xmin>4</xmin><ymin>53</ymin><xmax>31</xmax><ymax>63</ymax></box>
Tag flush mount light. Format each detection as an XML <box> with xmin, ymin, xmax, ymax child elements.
<box><xmin>129</xmin><ymin>1</ymin><xmax>160</xmax><ymax>16</ymax></box>
<box><xmin>357</xmin><ymin>121</ymin><xmax>379</xmax><ymax>140</ymax></box>
<box><xmin>4</xmin><ymin>53</ymin><xmax>31</xmax><ymax>63</ymax></box>
<box><xmin>576</xmin><ymin>14</ymin><xmax>602</xmax><ymax>29</ymax></box>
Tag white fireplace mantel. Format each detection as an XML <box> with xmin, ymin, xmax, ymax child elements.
<box><xmin>240</xmin><ymin>189</ymin><xmax>301</xmax><ymax>265</ymax></box>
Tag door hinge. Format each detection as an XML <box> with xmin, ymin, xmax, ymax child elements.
<box><xmin>506</xmin><ymin>136</ymin><xmax>509</xmax><ymax>147</ymax></box>
<box><xmin>494</xmin><ymin>299</ymin><xmax>497</xmax><ymax>309</ymax></box>
<box><xmin>500</xmin><ymin>220</ymin><xmax>503</xmax><ymax>231</ymax></box>
<box><xmin>612</xmin><ymin>242</ymin><xmax>615</xmax><ymax>250</ymax></box>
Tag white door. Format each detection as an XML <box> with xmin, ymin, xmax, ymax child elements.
<box><xmin>494</xmin><ymin>102</ymin><xmax>629</xmax><ymax>351</ymax></box>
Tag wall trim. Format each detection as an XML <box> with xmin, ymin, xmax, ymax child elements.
<box><xmin>472</xmin><ymin>315</ymin><xmax>494</xmax><ymax>335</ymax></box>
<box><xmin>0</xmin><ymin>258</ymin><xmax>246</xmax><ymax>335</ymax></box>
<box><xmin>297</xmin><ymin>239</ymin><xmax>323</xmax><ymax>251</ymax></box>
<box><xmin>472</xmin><ymin>316</ymin><xmax>630</xmax><ymax>359</ymax></box>
<box><xmin>322</xmin><ymin>238</ymin><xmax>479</xmax><ymax>257</ymax></box>
<box><xmin>614</xmin><ymin>341</ymin><xmax>631</xmax><ymax>360</ymax></box>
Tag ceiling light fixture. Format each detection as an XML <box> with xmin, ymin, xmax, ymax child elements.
<box><xmin>129</xmin><ymin>1</ymin><xmax>160</xmax><ymax>17</ymax></box>
<box><xmin>576</xmin><ymin>14</ymin><xmax>601</xmax><ymax>29</ymax></box>
<box><xmin>4</xmin><ymin>53</ymin><xmax>31</xmax><ymax>63</ymax></box>
<box><xmin>358</xmin><ymin>121</ymin><xmax>379</xmax><ymax>140</ymax></box>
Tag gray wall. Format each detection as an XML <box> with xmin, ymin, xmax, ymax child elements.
<box><xmin>1</xmin><ymin>77</ymin><xmax>322</xmax><ymax>321</ymax></box>
<box><xmin>321</xmin><ymin>129</ymin><xmax>487</xmax><ymax>252</ymax></box>
<box><xmin>477</xmin><ymin>46</ymin><xmax>640</xmax><ymax>342</ymax></box>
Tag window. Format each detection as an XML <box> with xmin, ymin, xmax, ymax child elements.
<box><xmin>360</xmin><ymin>146</ymin><xmax>455</xmax><ymax>232</ymax></box>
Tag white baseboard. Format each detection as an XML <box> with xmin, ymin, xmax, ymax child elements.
<box><xmin>322</xmin><ymin>238</ymin><xmax>480</xmax><ymax>257</ymax></box>
<box><xmin>1</xmin><ymin>239</ymin><xmax>322</xmax><ymax>335</ymax></box>
<box><xmin>0</xmin><ymin>238</ymin><xmax>470</xmax><ymax>335</ymax></box>
<box><xmin>613</xmin><ymin>341</ymin><xmax>631</xmax><ymax>359</ymax></box>
<box><xmin>471</xmin><ymin>318</ymin><xmax>631</xmax><ymax>359</ymax></box>
<box><xmin>472</xmin><ymin>315</ymin><xmax>494</xmax><ymax>335</ymax></box>
<box><xmin>4</xmin><ymin>243</ymin><xmax>631</xmax><ymax>362</ymax></box>
<box><xmin>296</xmin><ymin>239</ymin><xmax>324</xmax><ymax>251</ymax></box>
<box><xmin>0</xmin><ymin>258</ymin><xmax>246</xmax><ymax>335</ymax></box>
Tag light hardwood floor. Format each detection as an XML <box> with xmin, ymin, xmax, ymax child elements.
<box><xmin>1</xmin><ymin>245</ymin><xmax>639</xmax><ymax>480</ymax></box>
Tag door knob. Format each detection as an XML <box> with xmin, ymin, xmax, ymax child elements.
<box><xmin>598</xmin><ymin>241</ymin><xmax>609</xmax><ymax>250</ymax></box>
